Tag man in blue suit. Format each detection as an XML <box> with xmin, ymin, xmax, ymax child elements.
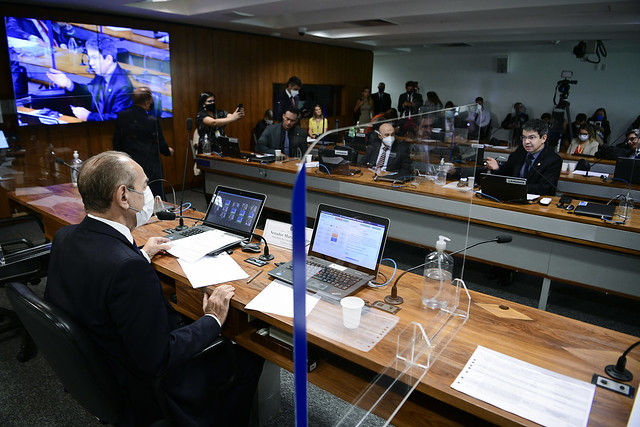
<box><xmin>46</xmin><ymin>35</ymin><xmax>133</xmax><ymax>121</ymax></box>
<box><xmin>45</xmin><ymin>151</ymin><xmax>262</xmax><ymax>426</ymax></box>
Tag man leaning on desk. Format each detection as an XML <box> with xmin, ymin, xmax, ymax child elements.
<box><xmin>256</xmin><ymin>105</ymin><xmax>307</xmax><ymax>157</ymax></box>
<box><xmin>485</xmin><ymin>119</ymin><xmax>562</xmax><ymax>196</ymax></box>
<box><xmin>44</xmin><ymin>151</ymin><xmax>262</xmax><ymax>426</ymax></box>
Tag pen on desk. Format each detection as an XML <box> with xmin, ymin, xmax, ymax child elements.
<box><xmin>247</xmin><ymin>270</ymin><xmax>263</xmax><ymax>284</ymax></box>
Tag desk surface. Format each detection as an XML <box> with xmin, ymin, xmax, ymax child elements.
<box><xmin>7</xmin><ymin>183</ymin><xmax>639</xmax><ymax>426</ymax></box>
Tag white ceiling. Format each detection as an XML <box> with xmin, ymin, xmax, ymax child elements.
<box><xmin>6</xmin><ymin>0</ymin><xmax>640</xmax><ymax>55</ymax></box>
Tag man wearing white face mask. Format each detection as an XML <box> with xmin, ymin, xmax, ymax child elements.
<box><xmin>273</xmin><ymin>75</ymin><xmax>302</xmax><ymax>121</ymax></box>
<box><xmin>45</xmin><ymin>151</ymin><xmax>263</xmax><ymax>425</ymax></box>
<box><xmin>363</xmin><ymin>122</ymin><xmax>412</xmax><ymax>176</ymax></box>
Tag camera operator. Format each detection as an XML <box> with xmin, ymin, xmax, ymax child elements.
<box><xmin>501</xmin><ymin>102</ymin><xmax>529</xmax><ymax>144</ymax></box>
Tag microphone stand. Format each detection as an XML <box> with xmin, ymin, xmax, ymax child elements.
<box><xmin>176</xmin><ymin>118</ymin><xmax>192</xmax><ymax>231</ymax></box>
<box><xmin>384</xmin><ymin>236</ymin><xmax>512</xmax><ymax>305</ymax></box>
<box><xmin>251</xmin><ymin>233</ymin><xmax>274</xmax><ymax>261</ymax></box>
<box><xmin>605</xmin><ymin>340</ymin><xmax>640</xmax><ymax>381</ymax></box>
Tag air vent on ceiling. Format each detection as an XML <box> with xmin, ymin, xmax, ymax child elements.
<box><xmin>345</xmin><ymin>19</ymin><xmax>397</xmax><ymax>27</ymax></box>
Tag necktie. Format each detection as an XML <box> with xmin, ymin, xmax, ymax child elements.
<box><xmin>290</xmin><ymin>96</ymin><xmax>295</xmax><ymax>107</ymax></box>
<box><xmin>376</xmin><ymin>145</ymin><xmax>389</xmax><ymax>169</ymax></box>
<box><xmin>284</xmin><ymin>130</ymin><xmax>290</xmax><ymax>157</ymax></box>
<box><xmin>523</xmin><ymin>154</ymin><xmax>534</xmax><ymax>177</ymax></box>
<box><xmin>132</xmin><ymin>240</ymin><xmax>143</xmax><ymax>256</ymax></box>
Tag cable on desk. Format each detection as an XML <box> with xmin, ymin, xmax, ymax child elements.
<box><xmin>368</xmin><ymin>257</ymin><xmax>397</xmax><ymax>288</ymax></box>
<box><xmin>314</xmin><ymin>164</ymin><xmax>331</xmax><ymax>175</ymax></box>
<box><xmin>474</xmin><ymin>190</ymin><xmax>501</xmax><ymax>203</ymax></box>
<box><xmin>172</xmin><ymin>202</ymin><xmax>192</xmax><ymax>212</ymax></box>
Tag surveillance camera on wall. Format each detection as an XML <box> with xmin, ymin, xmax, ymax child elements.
<box><xmin>298</xmin><ymin>27</ymin><xmax>307</xmax><ymax>36</ymax></box>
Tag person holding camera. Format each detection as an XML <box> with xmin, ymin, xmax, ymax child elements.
<box><xmin>195</xmin><ymin>91</ymin><xmax>244</xmax><ymax>153</ymax></box>
<box><xmin>354</xmin><ymin>87</ymin><xmax>374</xmax><ymax>125</ymax></box>
<box><xmin>589</xmin><ymin>107</ymin><xmax>611</xmax><ymax>144</ymax></box>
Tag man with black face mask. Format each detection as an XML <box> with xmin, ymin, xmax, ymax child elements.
<box><xmin>397</xmin><ymin>81</ymin><xmax>423</xmax><ymax>118</ymax></box>
<box><xmin>372</xmin><ymin>82</ymin><xmax>392</xmax><ymax>115</ymax></box>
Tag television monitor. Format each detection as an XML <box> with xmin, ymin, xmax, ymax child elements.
<box><xmin>4</xmin><ymin>17</ymin><xmax>173</xmax><ymax>126</ymax></box>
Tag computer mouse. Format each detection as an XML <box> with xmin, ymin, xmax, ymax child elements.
<box><xmin>539</xmin><ymin>197</ymin><xmax>552</xmax><ymax>206</ymax></box>
<box><xmin>242</xmin><ymin>243</ymin><xmax>262</xmax><ymax>253</ymax></box>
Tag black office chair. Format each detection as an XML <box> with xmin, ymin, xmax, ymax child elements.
<box><xmin>6</xmin><ymin>281</ymin><xmax>237</xmax><ymax>425</ymax></box>
<box><xmin>0</xmin><ymin>216</ymin><xmax>51</xmax><ymax>362</ymax></box>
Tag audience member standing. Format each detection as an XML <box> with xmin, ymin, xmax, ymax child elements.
<box><xmin>468</xmin><ymin>97</ymin><xmax>491</xmax><ymax>141</ymax></box>
<box><xmin>274</xmin><ymin>76</ymin><xmax>302</xmax><ymax>120</ymax></box>
<box><xmin>372</xmin><ymin>82</ymin><xmax>392</xmax><ymax>115</ymax></box>
<box><xmin>195</xmin><ymin>91</ymin><xmax>244</xmax><ymax>153</ymax></box>
<box><xmin>113</xmin><ymin>87</ymin><xmax>173</xmax><ymax>199</ymax></box>
<box><xmin>354</xmin><ymin>87</ymin><xmax>373</xmax><ymax>125</ymax></box>
<box><xmin>397</xmin><ymin>81</ymin><xmax>423</xmax><ymax>118</ymax></box>
<box><xmin>421</xmin><ymin>91</ymin><xmax>443</xmax><ymax>113</ymax></box>
<box><xmin>501</xmin><ymin>102</ymin><xmax>529</xmax><ymax>144</ymax></box>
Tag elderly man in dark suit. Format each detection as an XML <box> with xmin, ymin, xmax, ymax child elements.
<box><xmin>485</xmin><ymin>119</ymin><xmax>562</xmax><ymax>195</ymax></box>
<box><xmin>45</xmin><ymin>151</ymin><xmax>262</xmax><ymax>426</ymax></box>
<box><xmin>372</xmin><ymin>82</ymin><xmax>392</xmax><ymax>116</ymax></box>
<box><xmin>113</xmin><ymin>87</ymin><xmax>173</xmax><ymax>199</ymax></box>
<box><xmin>256</xmin><ymin>105</ymin><xmax>307</xmax><ymax>157</ymax></box>
<box><xmin>363</xmin><ymin>122</ymin><xmax>412</xmax><ymax>176</ymax></box>
<box><xmin>46</xmin><ymin>35</ymin><xmax>133</xmax><ymax>121</ymax></box>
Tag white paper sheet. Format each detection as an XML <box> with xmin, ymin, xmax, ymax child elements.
<box><xmin>571</xmin><ymin>170</ymin><xmax>609</xmax><ymax>178</ymax></box>
<box><xmin>177</xmin><ymin>253</ymin><xmax>248</xmax><ymax>288</ymax></box>
<box><xmin>167</xmin><ymin>229</ymin><xmax>239</xmax><ymax>263</ymax></box>
<box><xmin>452</xmin><ymin>346</ymin><xmax>595</xmax><ymax>427</ymax></box>
<box><xmin>244</xmin><ymin>280</ymin><xmax>320</xmax><ymax>318</ymax></box>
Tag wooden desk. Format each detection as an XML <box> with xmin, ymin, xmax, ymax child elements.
<box><xmin>137</xmin><ymin>218</ymin><xmax>639</xmax><ymax>427</ymax></box>
<box><xmin>197</xmin><ymin>156</ymin><xmax>640</xmax><ymax>309</ymax></box>
<box><xmin>6</xmin><ymin>183</ymin><xmax>639</xmax><ymax>425</ymax></box>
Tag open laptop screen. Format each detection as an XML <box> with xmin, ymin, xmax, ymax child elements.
<box><xmin>204</xmin><ymin>186</ymin><xmax>266</xmax><ymax>236</ymax></box>
<box><xmin>308</xmin><ymin>204</ymin><xmax>389</xmax><ymax>275</ymax></box>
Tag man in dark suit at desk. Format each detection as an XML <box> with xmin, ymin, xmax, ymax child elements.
<box><xmin>256</xmin><ymin>106</ymin><xmax>307</xmax><ymax>157</ymax></box>
<box><xmin>363</xmin><ymin>122</ymin><xmax>412</xmax><ymax>176</ymax></box>
<box><xmin>113</xmin><ymin>87</ymin><xmax>174</xmax><ymax>199</ymax></box>
<box><xmin>485</xmin><ymin>119</ymin><xmax>562</xmax><ymax>195</ymax></box>
<box><xmin>46</xmin><ymin>35</ymin><xmax>133</xmax><ymax>121</ymax></box>
<box><xmin>45</xmin><ymin>151</ymin><xmax>262</xmax><ymax>426</ymax></box>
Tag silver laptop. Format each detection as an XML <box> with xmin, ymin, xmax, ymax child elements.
<box><xmin>167</xmin><ymin>186</ymin><xmax>266</xmax><ymax>252</ymax></box>
<box><xmin>268</xmin><ymin>204</ymin><xmax>390</xmax><ymax>302</ymax></box>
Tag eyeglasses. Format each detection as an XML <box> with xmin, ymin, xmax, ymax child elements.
<box><xmin>520</xmin><ymin>135</ymin><xmax>538</xmax><ymax>141</ymax></box>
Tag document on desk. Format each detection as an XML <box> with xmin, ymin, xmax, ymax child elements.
<box><xmin>177</xmin><ymin>253</ymin><xmax>248</xmax><ymax>288</ymax></box>
<box><xmin>167</xmin><ymin>230</ymin><xmax>239</xmax><ymax>263</ymax></box>
<box><xmin>245</xmin><ymin>281</ymin><xmax>320</xmax><ymax>318</ymax></box>
<box><xmin>452</xmin><ymin>346</ymin><xmax>595</xmax><ymax>427</ymax></box>
<box><xmin>571</xmin><ymin>170</ymin><xmax>609</xmax><ymax>178</ymax></box>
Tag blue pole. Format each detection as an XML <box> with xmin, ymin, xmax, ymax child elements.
<box><xmin>291</xmin><ymin>169</ymin><xmax>308</xmax><ymax>426</ymax></box>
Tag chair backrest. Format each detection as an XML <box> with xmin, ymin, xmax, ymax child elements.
<box><xmin>0</xmin><ymin>242</ymin><xmax>51</xmax><ymax>286</ymax></box>
<box><xmin>6</xmin><ymin>282</ymin><xmax>124</xmax><ymax>424</ymax></box>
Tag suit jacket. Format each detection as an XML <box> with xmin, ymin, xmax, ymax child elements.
<box><xmin>256</xmin><ymin>123</ymin><xmax>307</xmax><ymax>156</ymax></box>
<box><xmin>397</xmin><ymin>92</ymin><xmax>423</xmax><ymax>116</ymax></box>
<box><xmin>113</xmin><ymin>105</ymin><xmax>171</xmax><ymax>197</ymax></box>
<box><xmin>362</xmin><ymin>139</ymin><xmax>412</xmax><ymax>176</ymax></box>
<box><xmin>67</xmin><ymin>64</ymin><xmax>133</xmax><ymax>121</ymax></box>
<box><xmin>273</xmin><ymin>90</ymin><xmax>299</xmax><ymax>121</ymax></box>
<box><xmin>44</xmin><ymin>217</ymin><xmax>223</xmax><ymax>425</ymax></box>
<box><xmin>372</xmin><ymin>92</ymin><xmax>392</xmax><ymax>115</ymax></box>
<box><xmin>497</xmin><ymin>145</ymin><xmax>562</xmax><ymax>195</ymax></box>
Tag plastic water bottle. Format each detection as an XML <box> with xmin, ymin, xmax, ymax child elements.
<box><xmin>202</xmin><ymin>134</ymin><xmax>212</xmax><ymax>155</ymax></box>
<box><xmin>435</xmin><ymin>158</ymin><xmax>447</xmax><ymax>185</ymax></box>
<box><xmin>70</xmin><ymin>150</ymin><xmax>82</xmax><ymax>186</ymax></box>
<box><xmin>422</xmin><ymin>236</ymin><xmax>453</xmax><ymax>309</ymax></box>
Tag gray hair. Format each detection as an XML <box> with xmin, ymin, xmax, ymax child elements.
<box><xmin>78</xmin><ymin>151</ymin><xmax>136</xmax><ymax>213</ymax></box>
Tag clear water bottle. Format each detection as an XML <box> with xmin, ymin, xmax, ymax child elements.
<box><xmin>70</xmin><ymin>150</ymin><xmax>82</xmax><ymax>186</ymax></box>
<box><xmin>202</xmin><ymin>134</ymin><xmax>212</xmax><ymax>155</ymax></box>
<box><xmin>435</xmin><ymin>158</ymin><xmax>447</xmax><ymax>185</ymax></box>
<box><xmin>422</xmin><ymin>236</ymin><xmax>453</xmax><ymax>309</ymax></box>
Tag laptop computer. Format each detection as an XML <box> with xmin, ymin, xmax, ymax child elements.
<box><xmin>218</xmin><ymin>136</ymin><xmax>250</xmax><ymax>159</ymax></box>
<box><xmin>614</xmin><ymin>157</ymin><xmax>640</xmax><ymax>184</ymax></box>
<box><xmin>268</xmin><ymin>204</ymin><xmax>390</xmax><ymax>302</ymax></box>
<box><xmin>479</xmin><ymin>173</ymin><xmax>529</xmax><ymax>203</ymax></box>
<box><xmin>167</xmin><ymin>186</ymin><xmax>266</xmax><ymax>252</ymax></box>
<box><xmin>317</xmin><ymin>146</ymin><xmax>360</xmax><ymax>175</ymax></box>
<box><xmin>573</xmin><ymin>201</ymin><xmax>616</xmax><ymax>220</ymax></box>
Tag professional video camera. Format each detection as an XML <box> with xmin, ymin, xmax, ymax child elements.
<box><xmin>554</xmin><ymin>70</ymin><xmax>577</xmax><ymax>102</ymax></box>
<box><xmin>549</xmin><ymin>71</ymin><xmax>578</xmax><ymax>149</ymax></box>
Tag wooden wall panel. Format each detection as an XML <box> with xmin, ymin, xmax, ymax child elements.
<box><xmin>0</xmin><ymin>3</ymin><xmax>373</xmax><ymax>190</ymax></box>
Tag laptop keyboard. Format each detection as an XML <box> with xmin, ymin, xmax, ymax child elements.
<box><xmin>177</xmin><ymin>227</ymin><xmax>206</xmax><ymax>237</ymax></box>
<box><xmin>288</xmin><ymin>261</ymin><xmax>361</xmax><ymax>290</ymax></box>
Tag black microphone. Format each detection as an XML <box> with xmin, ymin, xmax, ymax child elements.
<box><xmin>55</xmin><ymin>157</ymin><xmax>73</xmax><ymax>169</ymax></box>
<box><xmin>155</xmin><ymin>211</ymin><xmax>203</xmax><ymax>223</ymax></box>
<box><xmin>384</xmin><ymin>235</ymin><xmax>512</xmax><ymax>305</ymax></box>
<box><xmin>575</xmin><ymin>154</ymin><xmax>605</xmax><ymax>176</ymax></box>
<box><xmin>176</xmin><ymin>118</ymin><xmax>193</xmax><ymax>231</ymax></box>
<box><xmin>251</xmin><ymin>233</ymin><xmax>274</xmax><ymax>261</ymax></box>
<box><xmin>605</xmin><ymin>340</ymin><xmax>640</xmax><ymax>382</ymax></box>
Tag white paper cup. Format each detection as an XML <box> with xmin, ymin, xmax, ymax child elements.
<box><xmin>467</xmin><ymin>176</ymin><xmax>475</xmax><ymax>188</ymax></box>
<box><xmin>274</xmin><ymin>149</ymin><xmax>282</xmax><ymax>160</ymax></box>
<box><xmin>306</xmin><ymin>154</ymin><xmax>313</xmax><ymax>163</ymax></box>
<box><xmin>568</xmin><ymin>162</ymin><xmax>577</xmax><ymax>172</ymax></box>
<box><xmin>562</xmin><ymin>162</ymin><xmax>569</xmax><ymax>172</ymax></box>
<box><xmin>340</xmin><ymin>297</ymin><xmax>364</xmax><ymax>329</ymax></box>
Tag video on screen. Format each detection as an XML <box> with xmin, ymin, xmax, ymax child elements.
<box><xmin>4</xmin><ymin>17</ymin><xmax>173</xmax><ymax>126</ymax></box>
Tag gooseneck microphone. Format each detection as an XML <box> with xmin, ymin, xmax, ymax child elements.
<box><xmin>251</xmin><ymin>233</ymin><xmax>274</xmax><ymax>261</ymax></box>
<box><xmin>55</xmin><ymin>157</ymin><xmax>73</xmax><ymax>169</ymax></box>
<box><xmin>155</xmin><ymin>211</ymin><xmax>203</xmax><ymax>223</ymax></box>
<box><xmin>605</xmin><ymin>340</ymin><xmax>640</xmax><ymax>382</ymax></box>
<box><xmin>176</xmin><ymin>118</ymin><xmax>193</xmax><ymax>231</ymax></box>
<box><xmin>384</xmin><ymin>235</ymin><xmax>513</xmax><ymax>305</ymax></box>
